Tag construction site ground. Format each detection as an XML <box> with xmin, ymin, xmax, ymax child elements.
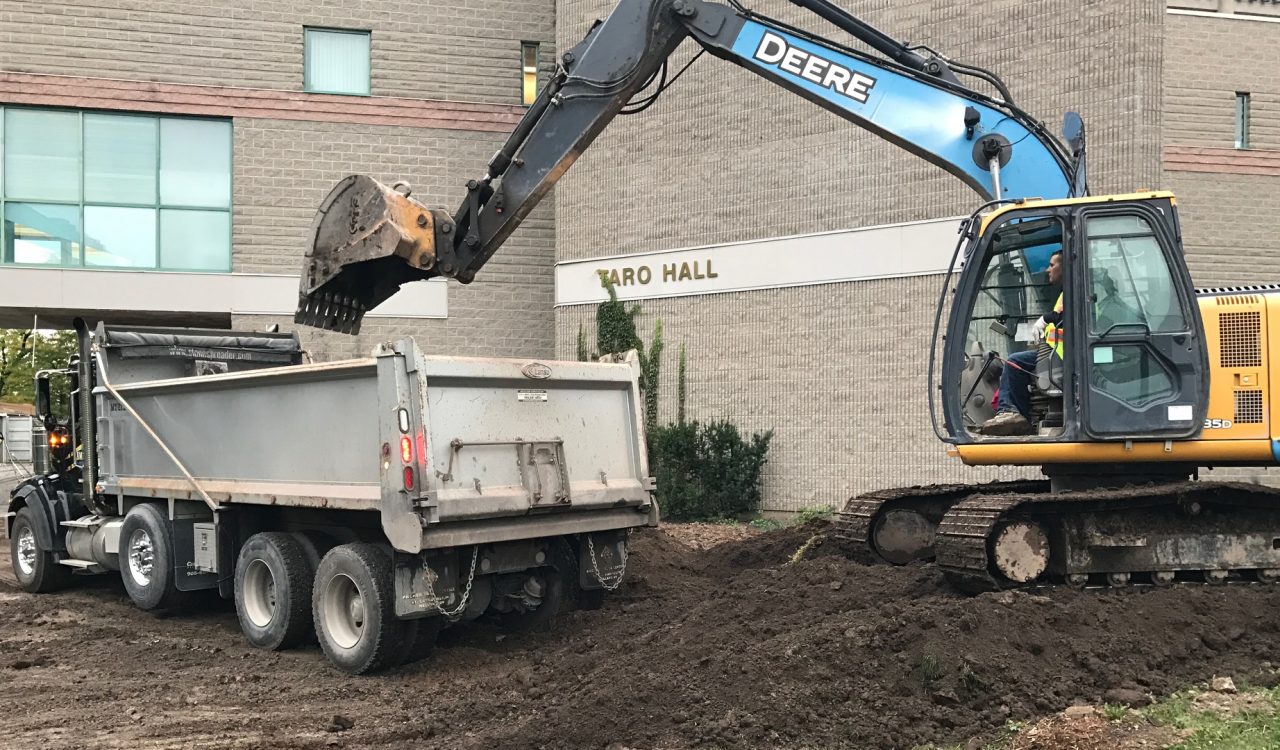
<box><xmin>2</xmin><ymin>520</ymin><xmax>1279</xmax><ymax>750</ymax></box>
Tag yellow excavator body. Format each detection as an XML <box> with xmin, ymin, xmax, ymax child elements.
<box><xmin>954</xmin><ymin>289</ymin><xmax>1278</xmax><ymax>467</ymax></box>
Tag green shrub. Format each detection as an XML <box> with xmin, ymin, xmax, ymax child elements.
<box><xmin>650</xmin><ymin>419</ymin><xmax>773</xmax><ymax>522</ymax></box>
<box><xmin>648</xmin><ymin>421</ymin><xmax>700</xmax><ymax>520</ymax></box>
<box><xmin>794</xmin><ymin>505</ymin><xmax>834</xmax><ymax>525</ymax></box>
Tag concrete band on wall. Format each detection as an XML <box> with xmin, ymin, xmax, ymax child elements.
<box><xmin>554</xmin><ymin>216</ymin><xmax>965</xmax><ymax>307</ymax></box>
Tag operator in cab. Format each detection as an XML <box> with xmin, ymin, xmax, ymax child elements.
<box><xmin>981</xmin><ymin>251</ymin><xmax>1063</xmax><ymax>436</ymax></box>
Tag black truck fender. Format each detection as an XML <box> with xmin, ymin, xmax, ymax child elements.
<box><xmin>6</xmin><ymin>478</ymin><xmax>85</xmax><ymax>555</ymax></box>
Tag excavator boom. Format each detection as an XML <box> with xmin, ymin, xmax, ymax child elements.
<box><xmin>297</xmin><ymin>0</ymin><xmax>1084</xmax><ymax>333</ymax></box>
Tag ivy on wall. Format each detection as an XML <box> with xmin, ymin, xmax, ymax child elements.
<box><xmin>586</xmin><ymin>279</ymin><xmax>772</xmax><ymax>521</ymax></box>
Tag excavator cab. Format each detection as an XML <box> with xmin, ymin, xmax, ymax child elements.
<box><xmin>939</xmin><ymin>193</ymin><xmax>1210</xmax><ymax>444</ymax></box>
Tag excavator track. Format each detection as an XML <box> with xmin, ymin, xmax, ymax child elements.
<box><xmin>934</xmin><ymin>480</ymin><xmax>1280</xmax><ymax>593</ymax></box>
<box><xmin>833</xmin><ymin>480</ymin><xmax>1049</xmax><ymax>565</ymax></box>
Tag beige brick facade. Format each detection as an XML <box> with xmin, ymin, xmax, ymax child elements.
<box><xmin>1163</xmin><ymin>10</ymin><xmax>1280</xmax><ymax>287</ymax></box>
<box><xmin>0</xmin><ymin>0</ymin><xmax>558</xmax><ymax>360</ymax></box>
<box><xmin>0</xmin><ymin>0</ymin><xmax>556</xmax><ymax>104</ymax></box>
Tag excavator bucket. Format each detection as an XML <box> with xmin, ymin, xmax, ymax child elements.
<box><xmin>296</xmin><ymin>175</ymin><xmax>450</xmax><ymax>334</ymax></box>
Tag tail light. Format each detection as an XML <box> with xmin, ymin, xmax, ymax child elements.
<box><xmin>403</xmin><ymin>466</ymin><xmax>416</xmax><ymax>490</ymax></box>
<box><xmin>400</xmin><ymin>436</ymin><xmax>413</xmax><ymax>464</ymax></box>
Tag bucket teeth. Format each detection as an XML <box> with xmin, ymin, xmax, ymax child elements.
<box><xmin>294</xmin><ymin>291</ymin><xmax>365</xmax><ymax>334</ymax></box>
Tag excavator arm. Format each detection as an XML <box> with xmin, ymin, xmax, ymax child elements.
<box><xmin>297</xmin><ymin>0</ymin><xmax>1085</xmax><ymax>333</ymax></box>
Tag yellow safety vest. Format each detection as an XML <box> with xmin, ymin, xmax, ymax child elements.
<box><xmin>1043</xmin><ymin>292</ymin><xmax>1064</xmax><ymax>359</ymax></box>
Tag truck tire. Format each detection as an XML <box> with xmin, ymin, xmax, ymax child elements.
<box><xmin>234</xmin><ymin>532</ymin><xmax>315</xmax><ymax>651</ymax></box>
<box><xmin>499</xmin><ymin>539</ymin><xmax>573</xmax><ymax>633</ymax></box>
<box><xmin>9</xmin><ymin>507</ymin><xmax>73</xmax><ymax>593</ymax></box>
<box><xmin>118</xmin><ymin>503</ymin><xmax>189</xmax><ymax>611</ymax></box>
<box><xmin>289</xmin><ymin>531</ymin><xmax>326</xmax><ymax>575</ymax></box>
<box><xmin>312</xmin><ymin>543</ymin><xmax>404</xmax><ymax>674</ymax></box>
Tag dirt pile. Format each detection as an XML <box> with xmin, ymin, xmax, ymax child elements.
<box><xmin>2</xmin><ymin>521</ymin><xmax>1279</xmax><ymax>749</ymax></box>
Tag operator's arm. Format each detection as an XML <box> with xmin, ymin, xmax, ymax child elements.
<box><xmin>298</xmin><ymin>0</ymin><xmax>1082</xmax><ymax>333</ymax></box>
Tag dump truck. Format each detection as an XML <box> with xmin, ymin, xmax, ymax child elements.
<box><xmin>5</xmin><ymin>321</ymin><xmax>655</xmax><ymax>673</ymax></box>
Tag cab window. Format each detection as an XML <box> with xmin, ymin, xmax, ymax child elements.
<box><xmin>1086</xmin><ymin>215</ymin><xmax>1186</xmax><ymax>335</ymax></box>
<box><xmin>966</xmin><ymin>215</ymin><xmax>1063</xmax><ymax>357</ymax></box>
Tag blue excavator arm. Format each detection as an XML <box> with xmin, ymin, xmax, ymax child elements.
<box><xmin>298</xmin><ymin>0</ymin><xmax>1085</xmax><ymax>333</ymax></box>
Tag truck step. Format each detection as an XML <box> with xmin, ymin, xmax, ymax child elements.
<box><xmin>61</xmin><ymin>516</ymin><xmax>105</xmax><ymax>529</ymax></box>
<box><xmin>57</xmin><ymin>558</ymin><xmax>103</xmax><ymax>571</ymax></box>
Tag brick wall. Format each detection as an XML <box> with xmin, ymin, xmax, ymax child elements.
<box><xmin>1</xmin><ymin>0</ymin><xmax>559</xmax><ymax>362</ymax></box>
<box><xmin>554</xmin><ymin>0</ymin><xmax>1165</xmax><ymax>511</ymax></box>
<box><xmin>1162</xmin><ymin>12</ymin><xmax>1280</xmax><ymax>287</ymax></box>
<box><xmin>0</xmin><ymin>0</ymin><xmax>556</xmax><ymax>104</ymax></box>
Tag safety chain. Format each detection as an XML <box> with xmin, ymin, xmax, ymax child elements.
<box><xmin>433</xmin><ymin>546</ymin><xmax>479</xmax><ymax>620</ymax></box>
<box><xmin>586</xmin><ymin>535</ymin><xmax>628</xmax><ymax>592</ymax></box>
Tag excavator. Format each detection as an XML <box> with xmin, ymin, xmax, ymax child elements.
<box><xmin>295</xmin><ymin>0</ymin><xmax>1280</xmax><ymax>592</ymax></box>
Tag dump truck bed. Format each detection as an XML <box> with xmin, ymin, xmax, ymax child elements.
<box><xmin>95</xmin><ymin>337</ymin><xmax>656</xmax><ymax>553</ymax></box>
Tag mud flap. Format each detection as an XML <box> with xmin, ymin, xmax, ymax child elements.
<box><xmin>170</xmin><ymin>519</ymin><xmax>219</xmax><ymax>592</ymax></box>
<box><xmin>579</xmin><ymin>531</ymin><xmax>628</xmax><ymax>591</ymax></box>
<box><xmin>394</xmin><ymin>549</ymin><xmax>461</xmax><ymax>618</ymax></box>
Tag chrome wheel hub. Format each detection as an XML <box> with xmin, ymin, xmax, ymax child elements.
<box><xmin>15</xmin><ymin>525</ymin><xmax>37</xmax><ymax>577</ymax></box>
<box><xmin>127</xmin><ymin>528</ymin><xmax>155</xmax><ymax>587</ymax></box>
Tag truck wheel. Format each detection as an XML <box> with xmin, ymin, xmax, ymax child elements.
<box><xmin>312</xmin><ymin>543</ymin><xmax>404</xmax><ymax>674</ymax></box>
<box><xmin>399</xmin><ymin>616</ymin><xmax>442</xmax><ymax>666</ymax></box>
<box><xmin>234</xmin><ymin>532</ymin><xmax>315</xmax><ymax>651</ymax></box>
<box><xmin>118</xmin><ymin>503</ymin><xmax>188</xmax><ymax>611</ymax></box>
<box><xmin>289</xmin><ymin>531</ymin><xmax>326</xmax><ymax>575</ymax></box>
<box><xmin>10</xmin><ymin>507</ymin><xmax>73</xmax><ymax>593</ymax></box>
<box><xmin>499</xmin><ymin>540</ymin><xmax>573</xmax><ymax>633</ymax></box>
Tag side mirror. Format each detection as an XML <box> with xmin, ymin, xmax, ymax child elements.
<box><xmin>35</xmin><ymin>376</ymin><xmax>52</xmax><ymax>420</ymax></box>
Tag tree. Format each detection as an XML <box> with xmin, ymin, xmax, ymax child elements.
<box><xmin>0</xmin><ymin>329</ymin><xmax>78</xmax><ymax>417</ymax></box>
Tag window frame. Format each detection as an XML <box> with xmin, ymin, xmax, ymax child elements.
<box><xmin>0</xmin><ymin>105</ymin><xmax>233</xmax><ymax>273</ymax></box>
<box><xmin>521</xmin><ymin>41</ymin><xmax>540</xmax><ymax>106</ymax></box>
<box><xmin>303</xmin><ymin>27</ymin><xmax>373</xmax><ymax>97</ymax></box>
<box><xmin>1235</xmin><ymin>91</ymin><xmax>1251</xmax><ymax>150</ymax></box>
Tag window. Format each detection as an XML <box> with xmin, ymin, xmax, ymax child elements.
<box><xmin>1085</xmin><ymin>214</ymin><xmax>1182</xmax><ymax>409</ymax></box>
<box><xmin>1235</xmin><ymin>92</ymin><xmax>1251</xmax><ymax>150</ymax></box>
<box><xmin>522</xmin><ymin>42</ymin><xmax>540</xmax><ymax>106</ymax></box>
<box><xmin>1085</xmin><ymin>215</ymin><xmax>1184</xmax><ymax>334</ymax></box>
<box><xmin>964</xmin><ymin>215</ymin><xmax>1064</xmax><ymax>357</ymax></box>
<box><xmin>1</xmin><ymin>107</ymin><xmax>232</xmax><ymax>271</ymax></box>
<box><xmin>305</xmin><ymin>28</ymin><xmax>371</xmax><ymax>96</ymax></box>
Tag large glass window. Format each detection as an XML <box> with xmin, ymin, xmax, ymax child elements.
<box><xmin>0</xmin><ymin>107</ymin><xmax>231</xmax><ymax>271</ymax></box>
<box><xmin>304</xmin><ymin>28</ymin><xmax>371</xmax><ymax>96</ymax></box>
<box><xmin>5</xmin><ymin>110</ymin><xmax>80</xmax><ymax>201</ymax></box>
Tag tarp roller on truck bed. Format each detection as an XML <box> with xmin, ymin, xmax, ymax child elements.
<box><xmin>94</xmin><ymin>337</ymin><xmax>656</xmax><ymax>554</ymax></box>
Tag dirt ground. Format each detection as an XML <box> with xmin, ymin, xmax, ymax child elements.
<box><xmin>3</xmin><ymin>520</ymin><xmax>1280</xmax><ymax>750</ymax></box>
